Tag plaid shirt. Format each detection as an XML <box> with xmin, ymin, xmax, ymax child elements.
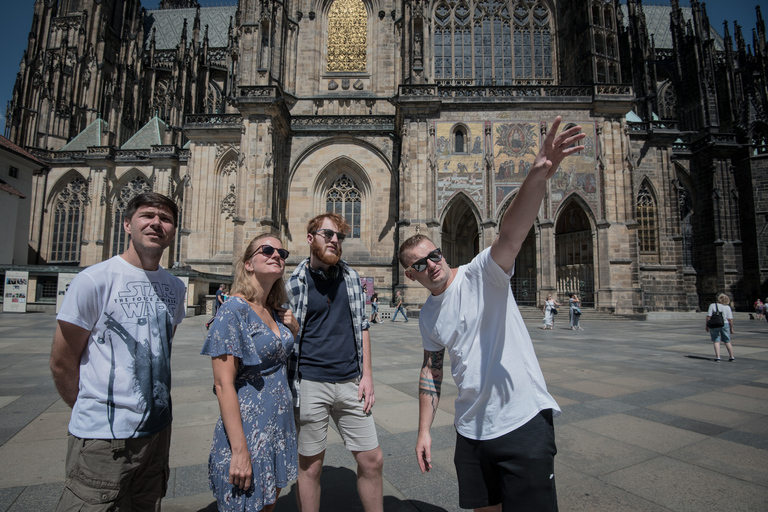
<box><xmin>285</xmin><ymin>258</ymin><xmax>370</xmax><ymax>407</ymax></box>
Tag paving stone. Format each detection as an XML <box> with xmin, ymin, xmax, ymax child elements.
<box><xmin>1</xmin><ymin>312</ymin><xmax>767</xmax><ymax>512</ymax></box>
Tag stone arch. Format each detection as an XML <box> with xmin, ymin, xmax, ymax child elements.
<box><xmin>110</xmin><ymin>170</ymin><xmax>152</xmax><ymax>257</ymax></box>
<box><xmin>46</xmin><ymin>169</ymin><xmax>90</xmax><ymax>264</ymax></box>
<box><xmin>440</xmin><ymin>191</ymin><xmax>480</xmax><ymax>268</ymax></box>
<box><xmin>554</xmin><ymin>195</ymin><xmax>596</xmax><ymax>306</ymax></box>
<box><xmin>211</xmin><ymin>153</ymin><xmax>239</xmax><ymax>258</ymax></box>
<box><xmin>497</xmin><ymin>190</ymin><xmax>538</xmax><ymax>305</ymax></box>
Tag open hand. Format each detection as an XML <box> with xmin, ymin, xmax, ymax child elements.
<box><xmin>532</xmin><ymin>116</ymin><xmax>587</xmax><ymax>179</ymax></box>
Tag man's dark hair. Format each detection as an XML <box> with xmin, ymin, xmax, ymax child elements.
<box><xmin>125</xmin><ymin>192</ymin><xmax>179</xmax><ymax>227</ymax></box>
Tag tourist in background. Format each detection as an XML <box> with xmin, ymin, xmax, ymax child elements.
<box><xmin>569</xmin><ymin>293</ymin><xmax>583</xmax><ymax>330</ymax></box>
<box><xmin>706</xmin><ymin>293</ymin><xmax>735</xmax><ymax>362</ymax></box>
<box><xmin>542</xmin><ymin>294</ymin><xmax>560</xmax><ymax>330</ymax></box>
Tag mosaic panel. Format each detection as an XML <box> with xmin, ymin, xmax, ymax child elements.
<box><xmin>435</xmin><ymin>121</ymin><xmax>486</xmax><ymax>212</ymax></box>
<box><xmin>547</xmin><ymin>120</ymin><xmax>598</xmax><ymax>213</ymax></box>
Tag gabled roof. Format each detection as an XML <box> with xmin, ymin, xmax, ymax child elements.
<box><xmin>61</xmin><ymin>118</ymin><xmax>108</xmax><ymax>151</ymax></box>
<box><xmin>121</xmin><ymin>116</ymin><xmax>168</xmax><ymax>150</ymax></box>
<box><xmin>144</xmin><ymin>5</ymin><xmax>237</xmax><ymax>50</ymax></box>
<box><xmin>0</xmin><ymin>135</ymin><xmax>44</xmax><ymax>167</ymax></box>
<box><xmin>620</xmin><ymin>5</ymin><xmax>725</xmax><ymax>51</ymax></box>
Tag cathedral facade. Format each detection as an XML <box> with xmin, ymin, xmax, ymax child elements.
<box><xmin>5</xmin><ymin>0</ymin><xmax>768</xmax><ymax>313</ymax></box>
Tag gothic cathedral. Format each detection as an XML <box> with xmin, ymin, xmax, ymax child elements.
<box><xmin>6</xmin><ymin>0</ymin><xmax>768</xmax><ymax>313</ymax></box>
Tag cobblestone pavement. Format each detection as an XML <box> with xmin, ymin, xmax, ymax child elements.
<box><xmin>1</xmin><ymin>310</ymin><xmax>767</xmax><ymax>511</ymax></box>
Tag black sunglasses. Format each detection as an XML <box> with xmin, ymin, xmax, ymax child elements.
<box><xmin>253</xmin><ymin>244</ymin><xmax>289</xmax><ymax>260</ymax></box>
<box><xmin>313</xmin><ymin>229</ymin><xmax>347</xmax><ymax>241</ymax></box>
<box><xmin>405</xmin><ymin>248</ymin><xmax>443</xmax><ymax>273</ymax></box>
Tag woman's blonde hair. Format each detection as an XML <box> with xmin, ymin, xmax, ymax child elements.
<box><xmin>717</xmin><ymin>293</ymin><xmax>731</xmax><ymax>305</ymax></box>
<box><xmin>231</xmin><ymin>233</ymin><xmax>288</xmax><ymax>309</ymax></box>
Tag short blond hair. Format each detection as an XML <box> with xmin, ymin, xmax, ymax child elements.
<box><xmin>717</xmin><ymin>293</ymin><xmax>730</xmax><ymax>305</ymax></box>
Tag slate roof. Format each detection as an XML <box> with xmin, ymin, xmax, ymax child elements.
<box><xmin>61</xmin><ymin>119</ymin><xmax>108</xmax><ymax>151</ymax></box>
<box><xmin>620</xmin><ymin>4</ymin><xmax>725</xmax><ymax>51</ymax></box>
<box><xmin>144</xmin><ymin>5</ymin><xmax>237</xmax><ymax>50</ymax></box>
<box><xmin>0</xmin><ymin>135</ymin><xmax>44</xmax><ymax>166</ymax></box>
<box><xmin>121</xmin><ymin>117</ymin><xmax>168</xmax><ymax>149</ymax></box>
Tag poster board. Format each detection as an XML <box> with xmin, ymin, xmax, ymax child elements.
<box><xmin>3</xmin><ymin>271</ymin><xmax>29</xmax><ymax>313</ymax></box>
<box><xmin>56</xmin><ymin>273</ymin><xmax>77</xmax><ymax>314</ymax></box>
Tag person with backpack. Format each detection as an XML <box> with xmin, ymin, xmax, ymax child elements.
<box><xmin>706</xmin><ymin>293</ymin><xmax>735</xmax><ymax>362</ymax></box>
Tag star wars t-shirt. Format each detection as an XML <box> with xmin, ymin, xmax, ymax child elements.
<box><xmin>57</xmin><ymin>256</ymin><xmax>186</xmax><ymax>439</ymax></box>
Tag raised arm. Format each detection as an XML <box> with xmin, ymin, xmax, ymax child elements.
<box><xmin>416</xmin><ymin>349</ymin><xmax>445</xmax><ymax>473</ymax></box>
<box><xmin>491</xmin><ymin>116</ymin><xmax>586</xmax><ymax>272</ymax></box>
<box><xmin>50</xmin><ymin>320</ymin><xmax>91</xmax><ymax>407</ymax></box>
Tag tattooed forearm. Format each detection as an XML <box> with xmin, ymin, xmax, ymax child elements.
<box><xmin>419</xmin><ymin>350</ymin><xmax>444</xmax><ymax>418</ymax></box>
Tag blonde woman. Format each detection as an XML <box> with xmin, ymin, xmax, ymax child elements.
<box><xmin>201</xmin><ymin>234</ymin><xmax>299</xmax><ymax>511</ymax></box>
<box><xmin>541</xmin><ymin>294</ymin><xmax>560</xmax><ymax>329</ymax></box>
<box><xmin>705</xmin><ymin>293</ymin><xmax>735</xmax><ymax>362</ymax></box>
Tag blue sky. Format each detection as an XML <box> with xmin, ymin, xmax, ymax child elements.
<box><xmin>0</xmin><ymin>1</ymin><xmax>762</xmax><ymax>136</ymax></box>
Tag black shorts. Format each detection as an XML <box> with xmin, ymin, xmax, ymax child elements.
<box><xmin>454</xmin><ymin>409</ymin><xmax>558</xmax><ymax>511</ymax></box>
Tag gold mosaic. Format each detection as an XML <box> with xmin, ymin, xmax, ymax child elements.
<box><xmin>327</xmin><ymin>0</ymin><xmax>367</xmax><ymax>72</ymax></box>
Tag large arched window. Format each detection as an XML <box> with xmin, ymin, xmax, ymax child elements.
<box><xmin>637</xmin><ymin>181</ymin><xmax>658</xmax><ymax>257</ymax></box>
<box><xmin>591</xmin><ymin>0</ymin><xmax>620</xmax><ymax>83</ymax></box>
<box><xmin>326</xmin><ymin>174</ymin><xmax>361</xmax><ymax>238</ymax></box>
<box><xmin>327</xmin><ymin>0</ymin><xmax>367</xmax><ymax>72</ymax></box>
<box><xmin>433</xmin><ymin>0</ymin><xmax>553</xmax><ymax>85</ymax></box>
<box><xmin>50</xmin><ymin>176</ymin><xmax>88</xmax><ymax>263</ymax></box>
<box><xmin>112</xmin><ymin>176</ymin><xmax>152</xmax><ymax>257</ymax></box>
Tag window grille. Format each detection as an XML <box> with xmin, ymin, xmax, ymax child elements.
<box><xmin>434</xmin><ymin>0</ymin><xmax>553</xmax><ymax>85</ymax></box>
<box><xmin>637</xmin><ymin>183</ymin><xmax>658</xmax><ymax>255</ymax></box>
<box><xmin>326</xmin><ymin>174</ymin><xmax>361</xmax><ymax>238</ymax></box>
<box><xmin>50</xmin><ymin>177</ymin><xmax>88</xmax><ymax>263</ymax></box>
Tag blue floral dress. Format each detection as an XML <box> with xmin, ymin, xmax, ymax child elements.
<box><xmin>201</xmin><ymin>297</ymin><xmax>298</xmax><ymax>511</ymax></box>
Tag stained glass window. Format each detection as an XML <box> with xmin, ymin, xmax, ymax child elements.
<box><xmin>637</xmin><ymin>183</ymin><xmax>658</xmax><ymax>255</ymax></box>
<box><xmin>326</xmin><ymin>174</ymin><xmax>361</xmax><ymax>238</ymax></box>
<box><xmin>50</xmin><ymin>177</ymin><xmax>88</xmax><ymax>263</ymax></box>
<box><xmin>434</xmin><ymin>0</ymin><xmax>552</xmax><ymax>85</ymax></box>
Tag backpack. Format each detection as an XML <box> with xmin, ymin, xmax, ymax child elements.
<box><xmin>707</xmin><ymin>303</ymin><xmax>725</xmax><ymax>328</ymax></box>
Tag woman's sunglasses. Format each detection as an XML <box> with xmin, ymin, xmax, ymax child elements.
<box><xmin>405</xmin><ymin>248</ymin><xmax>443</xmax><ymax>273</ymax></box>
<box><xmin>253</xmin><ymin>245</ymin><xmax>290</xmax><ymax>260</ymax></box>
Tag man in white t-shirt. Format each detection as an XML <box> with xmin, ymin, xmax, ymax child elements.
<box><xmin>399</xmin><ymin>117</ymin><xmax>585</xmax><ymax>512</ymax></box>
<box><xmin>50</xmin><ymin>192</ymin><xmax>186</xmax><ymax>511</ymax></box>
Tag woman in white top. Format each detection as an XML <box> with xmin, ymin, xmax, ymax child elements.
<box><xmin>541</xmin><ymin>294</ymin><xmax>561</xmax><ymax>330</ymax></box>
<box><xmin>706</xmin><ymin>293</ymin><xmax>735</xmax><ymax>362</ymax></box>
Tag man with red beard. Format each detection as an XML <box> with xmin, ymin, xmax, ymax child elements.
<box><xmin>286</xmin><ymin>213</ymin><xmax>383</xmax><ymax>512</ymax></box>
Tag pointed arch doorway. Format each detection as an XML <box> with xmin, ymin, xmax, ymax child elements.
<box><xmin>441</xmin><ymin>194</ymin><xmax>479</xmax><ymax>268</ymax></box>
<box><xmin>511</xmin><ymin>226</ymin><xmax>537</xmax><ymax>306</ymax></box>
<box><xmin>555</xmin><ymin>200</ymin><xmax>595</xmax><ymax>307</ymax></box>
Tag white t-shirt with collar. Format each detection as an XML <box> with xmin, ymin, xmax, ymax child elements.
<box><xmin>419</xmin><ymin>248</ymin><xmax>560</xmax><ymax>441</ymax></box>
<box><xmin>57</xmin><ymin>256</ymin><xmax>186</xmax><ymax>439</ymax></box>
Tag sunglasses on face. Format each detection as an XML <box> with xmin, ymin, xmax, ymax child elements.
<box><xmin>313</xmin><ymin>229</ymin><xmax>347</xmax><ymax>242</ymax></box>
<box><xmin>405</xmin><ymin>248</ymin><xmax>443</xmax><ymax>273</ymax></box>
<box><xmin>253</xmin><ymin>245</ymin><xmax>289</xmax><ymax>260</ymax></box>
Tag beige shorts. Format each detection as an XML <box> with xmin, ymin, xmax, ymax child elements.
<box><xmin>295</xmin><ymin>379</ymin><xmax>379</xmax><ymax>456</ymax></box>
<box><xmin>55</xmin><ymin>425</ymin><xmax>171</xmax><ymax>512</ymax></box>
